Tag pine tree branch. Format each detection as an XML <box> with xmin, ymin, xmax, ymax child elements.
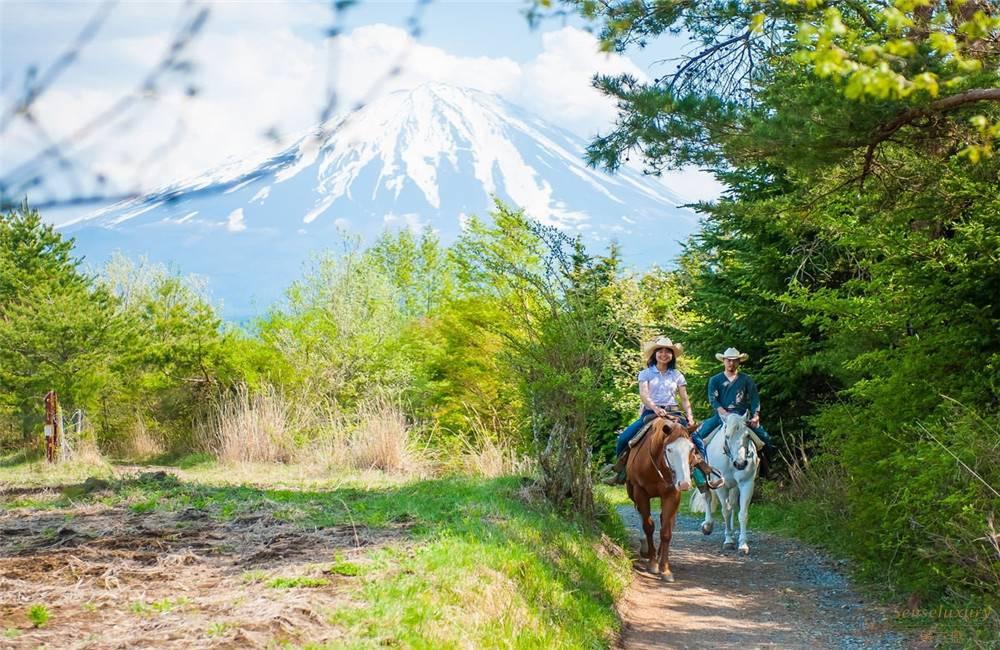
<box><xmin>843</xmin><ymin>0</ymin><xmax>880</xmax><ymax>31</ymax></box>
<box><xmin>862</xmin><ymin>87</ymin><xmax>1000</xmax><ymax>183</ymax></box>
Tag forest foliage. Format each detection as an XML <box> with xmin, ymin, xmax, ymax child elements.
<box><xmin>542</xmin><ymin>0</ymin><xmax>999</xmax><ymax>616</ymax></box>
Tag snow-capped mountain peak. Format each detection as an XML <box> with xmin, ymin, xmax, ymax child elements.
<box><xmin>65</xmin><ymin>83</ymin><xmax>697</xmax><ymax>319</ymax></box>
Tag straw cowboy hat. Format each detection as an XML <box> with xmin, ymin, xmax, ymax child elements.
<box><xmin>642</xmin><ymin>337</ymin><xmax>684</xmax><ymax>365</ymax></box>
<box><xmin>715</xmin><ymin>347</ymin><xmax>750</xmax><ymax>362</ymax></box>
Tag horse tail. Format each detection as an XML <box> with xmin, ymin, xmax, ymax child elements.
<box><xmin>689</xmin><ymin>489</ymin><xmax>707</xmax><ymax>513</ymax></box>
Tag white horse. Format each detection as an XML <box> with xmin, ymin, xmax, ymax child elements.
<box><xmin>690</xmin><ymin>412</ymin><xmax>759</xmax><ymax>555</ymax></box>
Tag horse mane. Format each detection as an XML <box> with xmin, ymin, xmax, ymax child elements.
<box><xmin>648</xmin><ymin>418</ymin><xmax>690</xmax><ymax>453</ymax></box>
<box><xmin>632</xmin><ymin>418</ymin><xmax>692</xmax><ymax>489</ymax></box>
<box><xmin>723</xmin><ymin>412</ymin><xmax>748</xmax><ymax>434</ymax></box>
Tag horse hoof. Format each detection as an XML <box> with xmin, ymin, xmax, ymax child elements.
<box><xmin>739</xmin><ymin>544</ymin><xmax>750</xmax><ymax>555</ymax></box>
<box><xmin>723</xmin><ymin>541</ymin><xmax>736</xmax><ymax>550</ymax></box>
<box><xmin>661</xmin><ymin>572</ymin><xmax>675</xmax><ymax>583</ymax></box>
<box><xmin>701</xmin><ymin>522</ymin><xmax>713</xmax><ymax>536</ymax></box>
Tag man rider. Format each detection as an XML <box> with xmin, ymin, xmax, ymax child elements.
<box><xmin>693</xmin><ymin>347</ymin><xmax>775</xmax><ymax>461</ymax></box>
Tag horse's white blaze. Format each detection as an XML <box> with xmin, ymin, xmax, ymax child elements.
<box><xmin>664</xmin><ymin>436</ymin><xmax>694</xmax><ymax>492</ymax></box>
<box><xmin>701</xmin><ymin>413</ymin><xmax>759</xmax><ymax>552</ymax></box>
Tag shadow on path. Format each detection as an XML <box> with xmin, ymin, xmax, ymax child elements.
<box><xmin>616</xmin><ymin>505</ymin><xmax>907</xmax><ymax>650</ymax></box>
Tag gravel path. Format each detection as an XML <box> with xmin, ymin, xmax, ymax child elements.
<box><xmin>616</xmin><ymin>505</ymin><xmax>910</xmax><ymax>649</ymax></box>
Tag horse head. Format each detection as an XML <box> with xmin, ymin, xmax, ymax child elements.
<box><xmin>660</xmin><ymin>419</ymin><xmax>696</xmax><ymax>492</ymax></box>
<box><xmin>722</xmin><ymin>412</ymin><xmax>754</xmax><ymax>471</ymax></box>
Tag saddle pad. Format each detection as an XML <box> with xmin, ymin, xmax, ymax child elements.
<box><xmin>702</xmin><ymin>425</ymin><xmax>723</xmax><ymax>447</ymax></box>
<box><xmin>626</xmin><ymin>418</ymin><xmax>657</xmax><ymax>449</ymax></box>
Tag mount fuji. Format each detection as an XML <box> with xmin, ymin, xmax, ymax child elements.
<box><xmin>62</xmin><ymin>83</ymin><xmax>700</xmax><ymax>319</ymax></box>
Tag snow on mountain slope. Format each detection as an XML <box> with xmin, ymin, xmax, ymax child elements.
<box><xmin>64</xmin><ymin>83</ymin><xmax>699</xmax><ymax>319</ymax></box>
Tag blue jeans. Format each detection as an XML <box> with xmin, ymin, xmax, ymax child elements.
<box><xmin>695</xmin><ymin>412</ymin><xmax>772</xmax><ymax>447</ymax></box>
<box><xmin>615</xmin><ymin>409</ymin><xmax>705</xmax><ymax>457</ymax></box>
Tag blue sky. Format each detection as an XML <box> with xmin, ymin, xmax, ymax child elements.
<box><xmin>1</xmin><ymin>0</ymin><xmax>720</xmax><ymax>221</ymax></box>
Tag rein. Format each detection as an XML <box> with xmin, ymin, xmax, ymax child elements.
<box><xmin>645</xmin><ymin>420</ymin><xmax>686</xmax><ymax>488</ymax></box>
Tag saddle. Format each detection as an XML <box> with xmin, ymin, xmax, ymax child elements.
<box><xmin>625</xmin><ymin>414</ymin><xmax>659</xmax><ymax>450</ymax></box>
<box><xmin>626</xmin><ymin>413</ymin><xmax>695</xmax><ymax>450</ymax></box>
<box><xmin>703</xmin><ymin>424</ymin><xmax>766</xmax><ymax>451</ymax></box>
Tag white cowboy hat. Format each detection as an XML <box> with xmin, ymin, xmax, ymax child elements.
<box><xmin>642</xmin><ymin>337</ymin><xmax>683</xmax><ymax>364</ymax></box>
<box><xmin>715</xmin><ymin>347</ymin><xmax>750</xmax><ymax>362</ymax></box>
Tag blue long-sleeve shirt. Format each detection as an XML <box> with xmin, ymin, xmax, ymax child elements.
<box><xmin>707</xmin><ymin>372</ymin><xmax>760</xmax><ymax>415</ymax></box>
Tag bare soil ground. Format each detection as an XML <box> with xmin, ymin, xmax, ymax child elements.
<box><xmin>1</xmin><ymin>478</ymin><xmax>405</xmax><ymax>649</ymax></box>
<box><xmin>616</xmin><ymin>506</ymin><xmax>913</xmax><ymax>650</ymax></box>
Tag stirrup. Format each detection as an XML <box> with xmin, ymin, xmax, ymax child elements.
<box><xmin>694</xmin><ymin>464</ymin><xmax>723</xmax><ymax>490</ymax></box>
<box><xmin>601</xmin><ymin>469</ymin><xmax>626</xmax><ymax>486</ymax></box>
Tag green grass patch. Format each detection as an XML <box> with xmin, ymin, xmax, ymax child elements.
<box><xmin>27</xmin><ymin>604</ymin><xmax>49</xmax><ymax>628</ymax></box>
<box><xmin>129</xmin><ymin>597</ymin><xmax>191</xmax><ymax>616</ymax></box>
<box><xmin>174</xmin><ymin>452</ymin><xmax>215</xmax><ymax>469</ymax></box>
<box><xmin>267</xmin><ymin>576</ymin><xmax>331</xmax><ymax>589</ymax></box>
<box><xmin>328</xmin><ymin>553</ymin><xmax>363</xmax><ymax>577</ymax></box>
<box><xmin>206</xmin><ymin>621</ymin><xmax>234</xmax><ymax>638</ymax></box>
<box><xmin>2</xmin><ymin>461</ymin><xmax>632</xmax><ymax>648</ymax></box>
<box><xmin>241</xmin><ymin>569</ymin><xmax>268</xmax><ymax>584</ymax></box>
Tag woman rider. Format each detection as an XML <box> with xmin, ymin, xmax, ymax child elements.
<box><xmin>605</xmin><ymin>337</ymin><xmax>723</xmax><ymax>488</ymax></box>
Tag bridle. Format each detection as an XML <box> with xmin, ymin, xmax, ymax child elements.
<box><xmin>722</xmin><ymin>424</ymin><xmax>755</xmax><ymax>471</ymax></box>
<box><xmin>647</xmin><ymin>420</ymin><xmax>693</xmax><ymax>488</ymax></box>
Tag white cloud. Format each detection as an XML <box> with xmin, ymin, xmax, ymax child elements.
<box><xmin>226</xmin><ymin>207</ymin><xmax>245</xmax><ymax>232</ymax></box>
<box><xmin>3</xmin><ymin>8</ymin><xmax>719</xmax><ymax>206</ymax></box>
<box><xmin>516</xmin><ymin>28</ymin><xmax>647</xmax><ymax>138</ymax></box>
<box><xmin>657</xmin><ymin>168</ymin><xmax>726</xmax><ymax>204</ymax></box>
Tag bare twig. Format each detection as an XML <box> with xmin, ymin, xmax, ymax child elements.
<box><xmin>916</xmin><ymin>422</ymin><xmax>1000</xmax><ymax>499</ymax></box>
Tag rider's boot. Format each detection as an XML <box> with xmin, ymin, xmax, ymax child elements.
<box><xmin>601</xmin><ymin>450</ymin><xmax>629</xmax><ymax>485</ymax></box>
<box><xmin>694</xmin><ymin>460</ymin><xmax>724</xmax><ymax>490</ymax></box>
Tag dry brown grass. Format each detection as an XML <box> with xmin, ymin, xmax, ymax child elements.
<box><xmin>122</xmin><ymin>417</ymin><xmax>166</xmax><ymax>459</ymax></box>
<box><xmin>201</xmin><ymin>384</ymin><xmax>297</xmax><ymax>464</ymax></box>
<box><xmin>196</xmin><ymin>384</ymin><xmax>535</xmax><ymax>480</ymax></box>
<box><xmin>64</xmin><ymin>434</ymin><xmax>105</xmax><ymax>466</ymax></box>
<box><xmin>459</xmin><ymin>434</ymin><xmax>531</xmax><ymax>478</ymax></box>
<box><xmin>198</xmin><ymin>386</ymin><xmax>428</xmax><ymax>476</ymax></box>
<box><xmin>452</xmin><ymin>406</ymin><xmax>532</xmax><ymax>478</ymax></box>
<box><xmin>348</xmin><ymin>397</ymin><xmax>418</xmax><ymax>472</ymax></box>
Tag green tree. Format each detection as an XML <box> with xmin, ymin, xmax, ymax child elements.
<box><xmin>0</xmin><ymin>203</ymin><xmax>125</xmax><ymax>439</ymax></box>
<box><xmin>457</xmin><ymin>201</ymin><xmax>646</xmax><ymax>513</ymax></box>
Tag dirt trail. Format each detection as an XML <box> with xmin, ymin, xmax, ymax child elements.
<box><xmin>616</xmin><ymin>506</ymin><xmax>909</xmax><ymax>650</ymax></box>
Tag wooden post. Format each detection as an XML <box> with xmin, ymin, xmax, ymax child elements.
<box><xmin>44</xmin><ymin>391</ymin><xmax>60</xmax><ymax>463</ymax></box>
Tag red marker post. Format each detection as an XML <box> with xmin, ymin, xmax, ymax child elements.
<box><xmin>44</xmin><ymin>391</ymin><xmax>60</xmax><ymax>463</ymax></box>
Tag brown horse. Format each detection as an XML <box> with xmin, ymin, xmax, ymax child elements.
<box><xmin>625</xmin><ymin>417</ymin><xmax>697</xmax><ymax>581</ymax></box>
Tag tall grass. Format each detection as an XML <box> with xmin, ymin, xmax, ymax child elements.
<box><xmin>200</xmin><ymin>385</ymin><xmax>426</xmax><ymax>474</ymax></box>
<box><xmin>457</xmin><ymin>410</ymin><xmax>532</xmax><ymax>478</ymax></box>
<box><xmin>120</xmin><ymin>416</ymin><xmax>166</xmax><ymax>460</ymax></box>
<box><xmin>349</xmin><ymin>397</ymin><xmax>415</xmax><ymax>471</ymax></box>
<box><xmin>200</xmin><ymin>384</ymin><xmax>297</xmax><ymax>464</ymax></box>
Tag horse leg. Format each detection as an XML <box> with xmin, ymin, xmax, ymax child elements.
<box><xmin>700</xmin><ymin>489</ymin><xmax>715</xmax><ymax>536</ymax></box>
<box><xmin>718</xmin><ymin>485</ymin><xmax>736</xmax><ymax>550</ymax></box>
<box><xmin>634</xmin><ymin>488</ymin><xmax>657</xmax><ymax>572</ymax></box>
<box><xmin>737</xmin><ymin>475</ymin><xmax>756</xmax><ymax>555</ymax></box>
<box><xmin>658</xmin><ymin>492</ymin><xmax>679</xmax><ymax>582</ymax></box>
